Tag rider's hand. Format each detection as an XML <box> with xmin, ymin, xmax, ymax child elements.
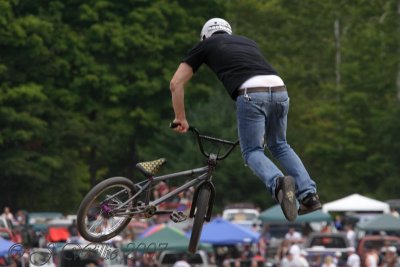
<box><xmin>172</xmin><ymin>119</ymin><xmax>189</xmax><ymax>133</ymax></box>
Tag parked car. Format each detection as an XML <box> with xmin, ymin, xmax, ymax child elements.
<box><xmin>27</xmin><ymin>212</ymin><xmax>64</xmax><ymax>232</ymax></box>
<box><xmin>305</xmin><ymin>232</ymin><xmax>350</xmax><ymax>250</ymax></box>
<box><xmin>0</xmin><ymin>227</ymin><xmax>17</xmax><ymax>242</ymax></box>
<box><xmin>356</xmin><ymin>235</ymin><xmax>400</xmax><ymax>267</ymax></box>
<box><xmin>304</xmin><ymin>232</ymin><xmax>350</xmax><ymax>267</ymax></box>
<box><xmin>222</xmin><ymin>208</ymin><xmax>260</xmax><ymax>230</ymax></box>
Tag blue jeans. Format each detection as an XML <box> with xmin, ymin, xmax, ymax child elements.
<box><xmin>236</xmin><ymin>90</ymin><xmax>316</xmax><ymax>201</ymax></box>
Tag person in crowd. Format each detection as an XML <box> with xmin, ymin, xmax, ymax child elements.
<box><xmin>285</xmin><ymin>227</ymin><xmax>303</xmax><ymax>243</ymax></box>
<box><xmin>299</xmin><ymin>250</ymin><xmax>310</xmax><ymax>267</ymax></box>
<box><xmin>251</xmin><ymin>223</ymin><xmax>259</xmax><ymax>232</ymax></box>
<box><xmin>280</xmin><ymin>251</ymin><xmax>292</xmax><ymax>267</ymax></box>
<box><xmin>252</xmin><ymin>251</ymin><xmax>265</xmax><ymax>263</ymax></box>
<box><xmin>346</xmin><ymin>247</ymin><xmax>361</xmax><ymax>267</ymax></box>
<box><xmin>281</xmin><ymin>244</ymin><xmax>308</xmax><ymax>267</ymax></box>
<box><xmin>2</xmin><ymin>206</ymin><xmax>15</xmax><ymax>222</ymax></box>
<box><xmin>320</xmin><ymin>223</ymin><xmax>332</xmax><ymax>234</ymax></box>
<box><xmin>322</xmin><ymin>256</ymin><xmax>337</xmax><ymax>267</ymax></box>
<box><xmin>302</xmin><ymin>222</ymin><xmax>314</xmax><ymax>238</ymax></box>
<box><xmin>380</xmin><ymin>246</ymin><xmax>400</xmax><ymax>267</ymax></box>
<box><xmin>257</xmin><ymin>234</ymin><xmax>267</xmax><ymax>258</ymax></box>
<box><xmin>223</xmin><ymin>253</ymin><xmax>234</xmax><ymax>267</ymax></box>
<box><xmin>365</xmin><ymin>247</ymin><xmax>379</xmax><ymax>267</ymax></box>
<box><xmin>173</xmin><ymin>255</ymin><xmax>191</xmax><ymax>267</ymax></box>
<box><xmin>15</xmin><ymin>210</ymin><xmax>26</xmax><ymax>225</ymax></box>
<box><xmin>276</xmin><ymin>239</ymin><xmax>291</xmax><ymax>262</ymax></box>
<box><xmin>344</xmin><ymin>224</ymin><xmax>356</xmax><ymax>248</ymax></box>
<box><xmin>390</xmin><ymin>208</ymin><xmax>400</xmax><ymax>218</ymax></box>
<box><xmin>153</xmin><ymin>181</ymin><xmax>169</xmax><ymax>200</ymax></box>
<box><xmin>334</xmin><ymin>215</ymin><xmax>344</xmax><ymax>231</ymax></box>
<box><xmin>333</xmin><ymin>252</ymin><xmax>343</xmax><ymax>267</ymax></box>
<box><xmin>68</xmin><ymin>219</ymin><xmax>79</xmax><ymax>236</ymax></box>
<box><xmin>141</xmin><ymin>252</ymin><xmax>157</xmax><ymax>267</ymax></box>
<box><xmin>241</xmin><ymin>244</ymin><xmax>255</xmax><ymax>260</ymax></box>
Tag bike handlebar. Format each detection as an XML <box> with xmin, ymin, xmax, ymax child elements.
<box><xmin>169</xmin><ymin>123</ymin><xmax>239</xmax><ymax>160</ymax></box>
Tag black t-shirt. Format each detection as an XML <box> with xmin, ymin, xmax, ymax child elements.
<box><xmin>182</xmin><ymin>33</ymin><xmax>278</xmax><ymax>100</ymax></box>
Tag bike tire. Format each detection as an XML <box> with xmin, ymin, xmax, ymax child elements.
<box><xmin>188</xmin><ymin>186</ymin><xmax>211</xmax><ymax>253</ymax></box>
<box><xmin>77</xmin><ymin>177</ymin><xmax>137</xmax><ymax>243</ymax></box>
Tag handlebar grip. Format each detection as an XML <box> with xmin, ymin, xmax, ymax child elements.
<box><xmin>169</xmin><ymin>122</ymin><xmax>195</xmax><ymax>132</ymax></box>
<box><xmin>169</xmin><ymin>122</ymin><xmax>179</xmax><ymax>129</ymax></box>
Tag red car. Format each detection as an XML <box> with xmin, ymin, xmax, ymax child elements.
<box><xmin>0</xmin><ymin>227</ymin><xmax>17</xmax><ymax>242</ymax></box>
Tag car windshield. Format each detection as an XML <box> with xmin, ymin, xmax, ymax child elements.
<box><xmin>225</xmin><ymin>212</ymin><xmax>258</xmax><ymax>222</ymax></box>
<box><xmin>364</xmin><ymin>240</ymin><xmax>400</xmax><ymax>250</ymax></box>
<box><xmin>310</xmin><ymin>237</ymin><xmax>347</xmax><ymax>248</ymax></box>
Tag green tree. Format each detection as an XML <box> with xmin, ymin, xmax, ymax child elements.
<box><xmin>226</xmin><ymin>0</ymin><xmax>400</xmax><ymax>203</ymax></box>
<box><xmin>0</xmin><ymin>0</ymin><xmax>228</xmax><ymax>212</ymax></box>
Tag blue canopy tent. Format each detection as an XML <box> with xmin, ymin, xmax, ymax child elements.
<box><xmin>189</xmin><ymin>218</ymin><xmax>260</xmax><ymax>245</ymax></box>
<box><xmin>0</xmin><ymin>237</ymin><xmax>23</xmax><ymax>257</ymax></box>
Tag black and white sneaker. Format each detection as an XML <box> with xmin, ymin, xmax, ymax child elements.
<box><xmin>298</xmin><ymin>193</ymin><xmax>322</xmax><ymax>215</ymax></box>
<box><xmin>275</xmin><ymin>176</ymin><xmax>297</xmax><ymax>221</ymax></box>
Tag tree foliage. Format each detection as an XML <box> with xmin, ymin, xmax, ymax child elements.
<box><xmin>0</xmin><ymin>0</ymin><xmax>399</xmax><ymax>212</ymax></box>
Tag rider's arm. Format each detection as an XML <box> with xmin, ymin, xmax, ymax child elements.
<box><xmin>170</xmin><ymin>62</ymin><xmax>193</xmax><ymax>133</ymax></box>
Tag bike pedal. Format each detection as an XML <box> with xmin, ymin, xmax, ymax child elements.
<box><xmin>170</xmin><ymin>211</ymin><xmax>187</xmax><ymax>223</ymax></box>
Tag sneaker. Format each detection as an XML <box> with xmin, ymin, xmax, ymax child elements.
<box><xmin>298</xmin><ymin>193</ymin><xmax>322</xmax><ymax>215</ymax></box>
<box><xmin>275</xmin><ymin>176</ymin><xmax>297</xmax><ymax>222</ymax></box>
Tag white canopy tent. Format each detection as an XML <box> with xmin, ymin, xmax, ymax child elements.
<box><xmin>322</xmin><ymin>193</ymin><xmax>390</xmax><ymax>213</ymax></box>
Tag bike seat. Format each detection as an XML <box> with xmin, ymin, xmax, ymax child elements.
<box><xmin>136</xmin><ymin>158</ymin><xmax>167</xmax><ymax>177</ymax></box>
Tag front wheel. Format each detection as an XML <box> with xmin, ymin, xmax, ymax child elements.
<box><xmin>188</xmin><ymin>186</ymin><xmax>211</xmax><ymax>253</ymax></box>
<box><xmin>77</xmin><ymin>177</ymin><xmax>137</xmax><ymax>243</ymax></box>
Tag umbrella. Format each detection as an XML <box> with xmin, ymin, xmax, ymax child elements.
<box><xmin>139</xmin><ymin>223</ymin><xmax>166</xmax><ymax>238</ymax></box>
<box><xmin>259</xmin><ymin>204</ymin><xmax>332</xmax><ymax>223</ymax></box>
<box><xmin>122</xmin><ymin>224</ymin><xmax>212</xmax><ymax>252</ymax></box>
<box><xmin>194</xmin><ymin>218</ymin><xmax>260</xmax><ymax>245</ymax></box>
<box><xmin>0</xmin><ymin>237</ymin><xmax>23</xmax><ymax>258</ymax></box>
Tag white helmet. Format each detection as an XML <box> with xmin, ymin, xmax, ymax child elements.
<box><xmin>200</xmin><ymin>18</ymin><xmax>232</xmax><ymax>41</ymax></box>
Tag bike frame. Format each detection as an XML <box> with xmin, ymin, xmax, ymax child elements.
<box><xmin>137</xmin><ymin>165</ymin><xmax>211</xmax><ymax>207</ymax></box>
<box><xmin>111</xmin><ymin>126</ymin><xmax>238</xmax><ymax>221</ymax></box>
<box><xmin>111</xmin><ymin>160</ymin><xmax>217</xmax><ymax>220</ymax></box>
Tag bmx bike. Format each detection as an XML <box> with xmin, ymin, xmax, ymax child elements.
<box><xmin>76</xmin><ymin>125</ymin><xmax>239</xmax><ymax>253</ymax></box>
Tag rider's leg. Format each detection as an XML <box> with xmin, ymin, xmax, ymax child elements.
<box><xmin>236</xmin><ymin>93</ymin><xmax>297</xmax><ymax>221</ymax></box>
<box><xmin>236</xmin><ymin>93</ymin><xmax>283</xmax><ymax>195</ymax></box>
<box><xmin>265</xmin><ymin>91</ymin><xmax>317</xmax><ymax>201</ymax></box>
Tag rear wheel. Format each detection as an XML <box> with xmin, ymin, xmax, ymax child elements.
<box><xmin>188</xmin><ymin>186</ymin><xmax>211</xmax><ymax>253</ymax></box>
<box><xmin>77</xmin><ymin>177</ymin><xmax>137</xmax><ymax>242</ymax></box>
